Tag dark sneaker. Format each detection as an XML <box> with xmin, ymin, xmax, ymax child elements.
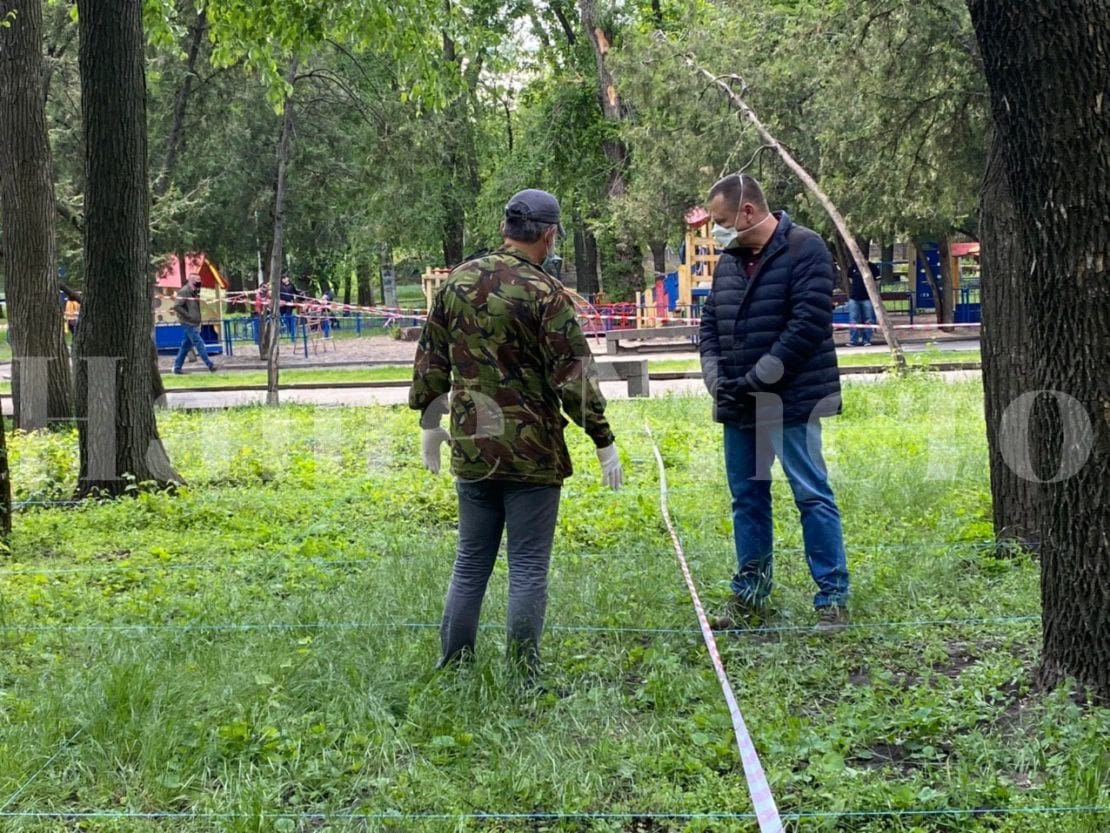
<box><xmin>172</xmin><ymin>368</ymin><xmax>184</xmax><ymax>375</ymax></box>
<box><xmin>814</xmin><ymin>606</ymin><xmax>850</xmax><ymax>634</ymax></box>
<box><xmin>709</xmin><ymin>594</ymin><xmax>768</xmax><ymax>629</ymax></box>
<box><xmin>207</xmin><ymin>364</ymin><xmax>218</xmax><ymax>372</ymax></box>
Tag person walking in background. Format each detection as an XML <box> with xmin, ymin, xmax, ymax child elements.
<box><xmin>172</xmin><ymin>272</ymin><xmax>216</xmax><ymax>374</ymax></box>
<box><xmin>279</xmin><ymin>274</ymin><xmax>298</xmax><ymax>338</ymax></box>
<box><xmin>846</xmin><ymin>260</ymin><xmax>880</xmax><ymax>346</ymax></box>
<box><xmin>410</xmin><ymin>188</ymin><xmax>624</xmax><ymax>685</ymax></box>
<box><xmin>699</xmin><ymin>173</ymin><xmax>850</xmax><ymax>633</ymax></box>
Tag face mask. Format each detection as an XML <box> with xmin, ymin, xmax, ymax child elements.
<box><xmin>711</xmin><ymin>224</ymin><xmax>738</xmax><ymax>249</ymax></box>
<box><xmin>541</xmin><ymin>229</ymin><xmax>561</xmax><ymax>274</ymax></box>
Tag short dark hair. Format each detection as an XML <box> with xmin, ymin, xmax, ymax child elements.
<box><xmin>708</xmin><ymin>174</ymin><xmax>768</xmax><ymax>212</ymax></box>
<box><xmin>503</xmin><ymin>217</ymin><xmax>555</xmax><ymax>244</ymax></box>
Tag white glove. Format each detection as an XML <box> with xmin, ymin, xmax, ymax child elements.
<box><xmin>421</xmin><ymin>427</ymin><xmax>451</xmax><ymax>474</ymax></box>
<box><xmin>596</xmin><ymin>444</ymin><xmax>624</xmax><ymax>491</ymax></box>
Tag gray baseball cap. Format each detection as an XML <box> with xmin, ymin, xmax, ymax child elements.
<box><xmin>505</xmin><ymin>189</ymin><xmax>563</xmax><ymax>233</ymax></box>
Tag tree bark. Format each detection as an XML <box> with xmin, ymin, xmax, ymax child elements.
<box><xmin>578</xmin><ymin>0</ymin><xmax>643</xmax><ymax>301</ymax></box>
<box><xmin>264</xmin><ymin>61</ymin><xmax>298</xmax><ymax>407</ymax></box>
<box><xmin>979</xmin><ymin>132</ymin><xmax>1039</xmax><ymax>548</ymax></box>
<box><xmin>831</xmin><ymin>236</ymin><xmax>852</xmax><ymax>294</ymax></box>
<box><xmin>438</xmin><ymin>18</ymin><xmax>479</xmax><ymax>269</ymax></box>
<box><xmin>356</xmin><ymin>262</ymin><xmax>373</xmax><ymax>307</ymax></box>
<box><xmin>649</xmin><ymin>239</ymin><xmax>667</xmax><ymax>278</ymax></box>
<box><xmin>0</xmin><ymin>0</ymin><xmax>75</xmax><ymax>430</ymax></box>
<box><xmin>969</xmin><ymin>0</ymin><xmax>1110</xmax><ymax>702</ymax></box>
<box><xmin>75</xmin><ymin>0</ymin><xmax>180</xmax><ymax>495</ymax></box>
<box><xmin>572</xmin><ymin>214</ymin><xmax>600</xmax><ymax>296</ymax></box>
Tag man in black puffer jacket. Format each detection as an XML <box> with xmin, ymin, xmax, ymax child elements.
<box><xmin>699</xmin><ymin>174</ymin><xmax>849</xmax><ymax>633</ymax></box>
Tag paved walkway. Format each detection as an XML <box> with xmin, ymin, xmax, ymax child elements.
<box><xmin>137</xmin><ymin>369</ymin><xmax>980</xmax><ymax>410</ymax></box>
<box><xmin>0</xmin><ymin>337</ymin><xmax>981</xmax><ymax>412</ymax></box>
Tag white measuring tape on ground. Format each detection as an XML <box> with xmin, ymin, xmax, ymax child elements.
<box><xmin>646</xmin><ymin>424</ymin><xmax>785</xmax><ymax>833</ymax></box>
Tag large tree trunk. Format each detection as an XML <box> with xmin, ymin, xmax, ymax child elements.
<box><xmin>356</xmin><ymin>262</ymin><xmax>372</xmax><ymax>307</ymax></box>
<box><xmin>572</xmin><ymin>211</ymin><xmax>600</xmax><ymax>296</ymax></box>
<box><xmin>648</xmin><ymin>239</ymin><xmax>667</xmax><ymax>278</ymax></box>
<box><xmin>979</xmin><ymin>132</ymin><xmax>1039</xmax><ymax>548</ymax></box>
<box><xmin>969</xmin><ymin>0</ymin><xmax>1110</xmax><ymax>702</ymax></box>
<box><xmin>578</xmin><ymin>0</ymin><xmax>643</xmax><ymax>302</ymax></box>
<box><xmin>264</xmin><ymin>62</ymin><xmax>297</xmax><ymax>407</ymax></box>
<box><xmin>0</xmin><ymin>0</ymin><xmax>74</xmax><ymax>430</ymax></box>
<box><xmin>438</xmin><ymin>19</ymin><xmax>480</xmax><ymax>269</ymax></box>
<box><xmin>75</xmin><ymin>0</ymin><xmax>180</xmax><ymax>495</ymax></box>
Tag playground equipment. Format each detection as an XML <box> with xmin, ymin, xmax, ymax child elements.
<box><xmin>949</xmin><ymin>241</ymin><xmax>981</xmax><ymax>323</ymax></box>
<box><xmin>153</xmin><ymin>253</ymin><xmax>226</xmax><ymax>355</ymax></box>
<box><xmin>421</xmin><ymin>267</ymin><xmax>451</xmax><ymax>310</ymax></box>
<box><xmin>635</xmin><ymin>207</ymin><xmax>717</xmax><ymax>328</ymax></box>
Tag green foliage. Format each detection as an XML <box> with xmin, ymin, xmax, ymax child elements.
<box><xmin>1</xmin><ymin>386</ymin><xmax>1107</xmax><ymax>830</ymax></box>
<box><xmin>43</xmin><ymin>1</ymin><xmax>990</xmax><ymax>307</ymax></box>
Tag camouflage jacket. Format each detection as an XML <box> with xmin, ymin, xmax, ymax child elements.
<box><xmin>409</xmin><ymin>245</ymin><xmax>615</xmax><ymax>485</ymax></box>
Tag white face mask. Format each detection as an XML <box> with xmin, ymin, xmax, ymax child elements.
<box><xmin>711</xmin><ymin>224</ymin><xmax>739</xmax><ymax>249</ymax></box>
<box><xmin>711</xmin><ymin>175</ymin><xmax>746</xmax><ymax>250</ymax></box>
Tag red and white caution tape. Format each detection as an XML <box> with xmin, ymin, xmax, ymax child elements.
<box><xmin>646</xmin><ymin>424</ymin><xmax>784</xmax><ymax>833</ymax></box>
<box><xmin>223</xmin><ymin>290</ymin><xmax>430</xmax><ymax>322</ymax></box>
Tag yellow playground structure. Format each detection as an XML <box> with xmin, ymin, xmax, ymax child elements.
<box><xmin>634</xmin><ymin>207</ymin><xmax>718</xmax><ymax>327</ymax></box>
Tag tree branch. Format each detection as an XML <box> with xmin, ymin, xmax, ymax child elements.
<box><xmin>682</xmin><ymin>52</ymin><xmax>907</xmax><ymax>369</ymax></box>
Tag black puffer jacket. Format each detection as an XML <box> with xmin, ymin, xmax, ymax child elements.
<box><xmin>699</xmin><ymin>212</ymin><xmax>842</xmax><ymax>426</ymax></box>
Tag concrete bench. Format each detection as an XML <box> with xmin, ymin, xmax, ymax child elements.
<box><xmin>605</xmin><ymin>325</ymin><xmax>700</xmax><ymax>355</ymax></box>
<box><xmin>594</xmin><ymin>357</ymin><xmax>650</xmax><ymax>397</ymax></box>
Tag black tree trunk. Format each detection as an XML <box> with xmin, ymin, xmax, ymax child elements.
<box><xmin>979</xmin><ymin>132</ymin><xmax>1039</xmax><ymax>548</ymax></box>
<box><xmin>572</xmin><ymin>212</ymin><xmax>600</xmax><ymax>296</ymax></box>
<box><xmin>649</xmin><ymin>239</ymin><xmax>667</xmax><ymax>278</ymax></box>
<box><xmin>0</xmin><ymin>0</ymin><xmax>74</xmax><ymax>430</ymax></box>
<box><xmin>579</xmin><ymin>0</ymin><xmax>643</xmax><ymax>302</ymax></box>
<box><xmin>969</xmin><ymin>0</ymin><xmax>1110</xmax><ymax>701</ymax></box>
<box><xmin>75</xmin><ymin>0</ymin><xmax>180</xmax><ymax>494</ymax></box>
<box><xmin>356</xmin><ymin>262</ymin><xmax>372</xmax><ymax>307</ymax></box>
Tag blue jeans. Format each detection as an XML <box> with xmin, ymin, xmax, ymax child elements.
<box><xmin>847</xmin><ymin>299</ymin><xmax>875</xmax><ymax>345</ymax></box>
<box><xmin>440</xmin><ymin>480</ymin><xmax>562</xmax><ymax>671</ymax></box>
<box><xmin>724</xmin><ymin>421</ymin><xmax>849</xmax><ymax>609</ymax></box>
<box><xmin>173</xmin><ymin>324</ymin><xmax>214</xmax><ymax>371</ymax></box>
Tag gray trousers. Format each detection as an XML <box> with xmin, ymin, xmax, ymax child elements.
<box><xmin>439</xmin><ymin>479</ymin><xmax>562</xmax><ymax>671</ymax></box>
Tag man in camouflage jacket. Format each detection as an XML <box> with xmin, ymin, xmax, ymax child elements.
<box><xmin>409</xmin><ymin>188</ymin><xmax>623</xmax><ymax>680</ymax></box>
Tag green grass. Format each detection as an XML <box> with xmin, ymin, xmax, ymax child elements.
<box><xmin>394</xmin><ymin>283</ymin><xmax>427</xmax><ymax>308</ymax></box>
<box><xmin>0</xmin><ymin>380</ymin><xmax>1106</xmax><ymax>832</ymax></box>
